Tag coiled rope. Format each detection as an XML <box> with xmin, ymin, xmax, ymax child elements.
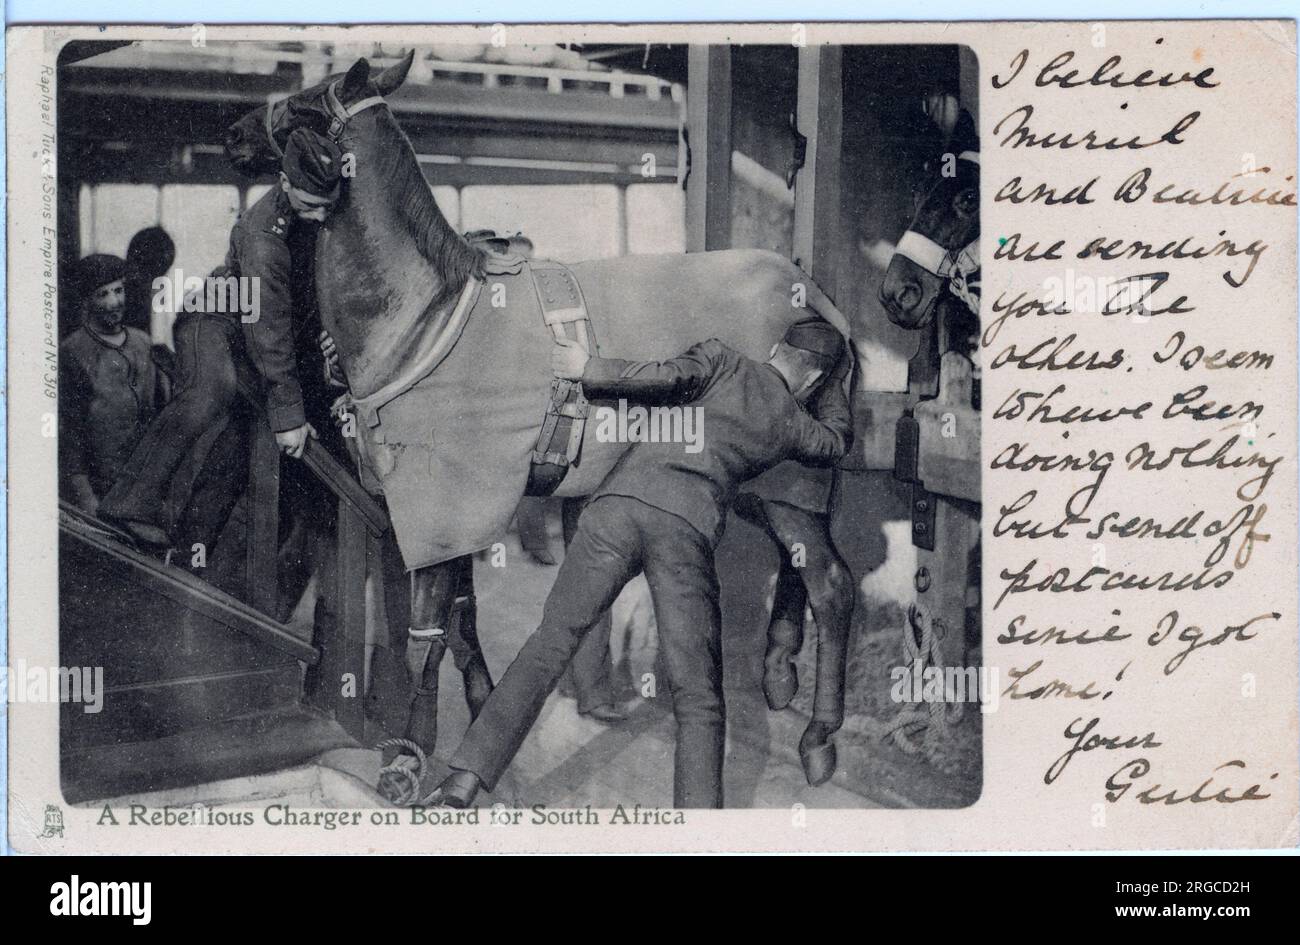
<box><xmin>870</xmin><ymin>602</ymin><xmax>965</xmax><ymax>757</ymax></box>
<box><xmin>374</xmin><ymin>737</ymin><xmax>427</xmax><ymax>807</ymax></box>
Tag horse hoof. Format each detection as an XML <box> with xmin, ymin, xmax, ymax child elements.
<box><xmin>762</xmin><ymin>657</ymin><xmax>798</xmax><ymax>710</ymax></box>
<box><xmin>799</xmin><ymin>735</ymin><xmax>837</xmax><ymax>787</ymax></box>
<box><xmin>376</xmin><ymin>748</ymin><xmax>424</xmax><ymax>805</ymax></box>
<box><xmin>378</xmin><ymin>768</ymin><xmax>414</xmax><ymax>805</ymax></box>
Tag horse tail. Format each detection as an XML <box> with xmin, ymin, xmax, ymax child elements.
<box><xmin>782</xmin><ymin>257</ymin><xmax>853</xmax><ymax>342</ymax></box>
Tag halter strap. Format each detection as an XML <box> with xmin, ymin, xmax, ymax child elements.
<box><xmin>895</xmin><ymin>230</ymin><xmax>980</xmax><ymax>279</ymax></box>
<box><xmin>263</xmin><ymin>81</ymin><xmax>386</xmax><ymax>160</ymax></box>
<box><xmin>895</xmin><ymin>230</ymin><xmax>981</xmax><ymax>316</ymax></box>
<box><xmin>264</xmin><ymin>94</ymin><xmax>286</xmax><ymax>159</ymax></box>
<box><xmin>325</xmin><ymin>81</ymin><xmax>387</xmax><ymax>141</ymax></box>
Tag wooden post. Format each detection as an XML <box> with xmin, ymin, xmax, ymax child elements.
<box><xmin>245</xmin><ymin>424</ymin><xmax>280</xmax><ymax>615</ymax></box>
<box><xmin>334</xmin><ymin>501</ymin><xmax>369</xmax><ymax>741</ymax></box>
<box><xmin>685</xmin><ymin>45</ymin><xmax>732</xmax><ymax>253</ymax></box>
<box><xmin>792</xmin><ymin>44</ymin><xmax>843</xmax><ymax>301</ymax></box>
<box><xmin>917</xmin><ymin>500</ymin><xmax>979</xmax><ymax>669</ymax></box>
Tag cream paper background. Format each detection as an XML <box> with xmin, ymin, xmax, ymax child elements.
<box><xmin>5</xmin><ymin>21</ymin><xmax>1297</xmax><ymax>853</ymax></box>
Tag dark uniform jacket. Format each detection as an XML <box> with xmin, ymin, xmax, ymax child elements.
<box><xmin>224</xmin><ymin>188</ymin><xmax>319</xmax><ymax>433</ymax></box>
<box><xmin>582</xmin><ymin>338</ymin><xmax>853</xmax><ymax>546</ymax></box>
<box><xmin>59</xmin><ymin>325</ymin><xmax>163</xmax><ymax>498</ymax></box>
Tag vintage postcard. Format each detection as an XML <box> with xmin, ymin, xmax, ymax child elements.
<box><xmin>4</xmin><ymin>19</ymin><xmax>1296</xmax><ymax>853</ymax></box>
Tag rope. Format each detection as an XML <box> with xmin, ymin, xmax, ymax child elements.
<box><xmin>868</xmin><ymin>603</ymin><xmax>965</xmax><ymax>759</ymax></box>
<box><xmin>948</xmin><ymin>265</ymin><xmax>981</xmax><ymax>317</ymax></box>
<box><xmin>374</xmin><ymin>737</ymin><xmax>427</xmax><ymax>807</ymax></box>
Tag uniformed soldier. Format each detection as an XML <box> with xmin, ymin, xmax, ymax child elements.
<box><xmin>60</xmin><ymin>254</ymin><xmax>166</xmax><ymax>515</ymax></box>
<box><xmin>431</xmin><ymin>318</ymin><xmax>853</xmax><ymax>809</ymax></box>
<box><xmin>100</xmin><ymin>128</ymin><xmax>345</xmax><ymax>550</ymax></box>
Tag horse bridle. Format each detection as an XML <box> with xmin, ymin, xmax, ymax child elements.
<box><xmin>263</xmin><ymin>80</ymin><xmax>388</xmax><ymax>159</ymax></box>
<box><xmin>894</xmin><ymin>150</ymin><xmax>981</xmax><ymax>315</ymax></box>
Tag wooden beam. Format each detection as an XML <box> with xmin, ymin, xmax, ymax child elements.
<box><xmin>792</xmin><ymin>45</ymin><xmax>843</xmax><ymax>302</ymax></box>
<box><xmin>685</xmin><ymin>46</ymin><xmax>731</xmax><ymax>252</ymax></box>
<box><xmin>244</xmin><ymin>424</ymin><xmax>280</xmax><ymax>615</ymax></box>
<box><xmin>302</xmin><ymin>438</ymin><xmax>388</xmax><ymax>538</ymax></box>
<box><xmin>60</xmin><ymin>507</ymin><xmax>317</xmax><ymax>664</ymax></box>
<box><xmin>60</xmin><ymin>72</ymin><xmax>682</xmax><ymax>131</ymax></box>
<box><xmin>333</xmin><ymin>503</ymin><xmax>369</xmax><ymax>741</ymax></box>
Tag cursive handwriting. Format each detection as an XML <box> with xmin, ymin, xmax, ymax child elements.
<box><xmin>995</xmin><ymin>104</ymin><xmax>1200</xmax><ymax>151</ymax></box>
<box><xmin>993</xmin><ymin>48</ymin><xmax>1219</xmax><ymax>91</ymax></box>
<box><xmin>1105</xmin><ymin>759</ymin><xmax>1275</xmax><ymax>805</ymax></box>
<box><xmin>1147</xmin><ymin>609</ymin><xmax>1281</xmax><ymax>675</ymax></box>
<box><xmin>1046</xmin><ymin>716</ymin><xmax>1162</xmax><ymax>784</ymax></box>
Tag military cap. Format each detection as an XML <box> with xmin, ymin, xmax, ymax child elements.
<box><xmin>74</xmin><ymin>253</ymin><xmax>126</xmax><ymax>299</ymax></box>
<box><xmin>282</xmin><ymin>128</ymin><xmax>344</xmax><ymax>198</ymax></box>
<box><xmin>782</xmin><ymin>317</ymin><xmax>844</xmax><ymax>367</ymax></box>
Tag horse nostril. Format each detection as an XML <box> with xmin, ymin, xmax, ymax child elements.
<box><xmin>896</xmin><ymin>282</ymin><xmax>922</xmax><ymax>311</ymax></box>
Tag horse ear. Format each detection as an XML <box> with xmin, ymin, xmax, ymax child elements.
<box><xmin>374</xmin><ymin>50</ymin><xmax>415</xmax><ymax>96</ymax></box>
<box><xmin>922</xmin><ymin>92</ymin><xmax>960</xmax><ymax>137</ymax></box>
<box><xmin>340</xmin><ymin>58</ymin><xmax>371</xmax><ymax>102</ymax></box>
<box><xmin>951</xmin><ymin>109</ymin><xmax>978</xmax><ymax>156</ymax></box>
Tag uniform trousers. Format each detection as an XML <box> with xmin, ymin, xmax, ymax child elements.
<box><xmin>449</xmin><ymin>494</ymin><xmax>725</xmax><ymax>808</ymax></box>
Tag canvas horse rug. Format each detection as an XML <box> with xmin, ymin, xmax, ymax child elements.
<box><xmin>347</xmin><ymin>251</ymin><xmax>616</xmax><ymax>569</ymax></box>
<box><xmin>345</xmin><ymin>246</ymin><xmax>851</xmax><ymax>570</ymax></box>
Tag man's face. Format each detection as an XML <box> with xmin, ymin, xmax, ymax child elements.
<box><xmin>280</xmin><ymin>173</ymin><xmax>339</xmax><ymax>222</ymax></box>
<box><xmin>84</xmin><ymin>279</ymin><xmax>125</xmax><ymax>334</ymax></box>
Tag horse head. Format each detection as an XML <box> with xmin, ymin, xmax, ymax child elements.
<box><xmin>225</xmin><ymin>52</ymin><xmax>415</xmax><ymax>176</ymax></box>
<box><xmin>879</xmin><ymin>102</ymin><xmax>980</xmax><ymax>331</ymax></box>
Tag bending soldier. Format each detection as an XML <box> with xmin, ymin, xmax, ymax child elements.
<box><xmin>431</xmin><ymin>318</ymin><xmax>852</xmax><ymax>809</ymax></box>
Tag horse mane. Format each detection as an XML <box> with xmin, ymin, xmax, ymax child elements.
<box><xmin>367</xmin><ymin>110</ymin><xmax>486</xmax><ymax>308</ymax></box>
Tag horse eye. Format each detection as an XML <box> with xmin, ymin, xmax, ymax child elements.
<box><xmin>955</xmin><ymin>189</ymin><xmax>978</xmax><ymax>215</ymax></box>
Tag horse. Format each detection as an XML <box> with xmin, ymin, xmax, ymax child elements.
<box><xmin>225</xmin><ymin>52</ymin><xmax>859</xmax><ymax>802</ymax></box>
<box><xmin>879</xmin><ymin>104</ymin><xmax>980</xmax><ymax>332</ymax></box>
<box><xmin>878</xmin><ymin>104</ymin><xmax>983</xmax><ymax>752</ymax></box>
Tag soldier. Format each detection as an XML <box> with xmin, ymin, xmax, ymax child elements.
<box><xmin>430</xmin><ymin>318</ymin><xmax>853</xmax><ymax>809</ymax></box>
<box><xmin>60</xmin><ymin>254</ymin><xmax>166</xmax><ymax>516</ymax></box>
<box><xmin>100</xmin><ymin>127</ymin><xmax>345</xmax><ymax>550</ymax></box>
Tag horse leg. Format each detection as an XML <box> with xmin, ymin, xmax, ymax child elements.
<box><xmin>733</xmin><ymin>494</ymin><xmax>809</xmax><ymax>710</ymax></box>
<box><xmin>400</xmin><ymin>559</ymin><xmax>461</xmax><ymax>753</ymax></box>
<box><xmin>377</xmin><ymin>559</ymin><xmax>458</xmax><ymax>802</ymax></box>
<box><xmin>445</xmin><ymin>556</ymin><xmax>494</xmax><ymax>719</ymax></box>
<box><xmin>758</xmin><ymin>500</ymin><xmax>855</xmax><ymax>787</ymax></box>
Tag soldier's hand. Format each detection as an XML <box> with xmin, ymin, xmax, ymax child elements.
<box><xmin>276</xmin><ymin>422</ymin><xmax>317</xmax><ymax>460</ymax></box>
<box><xmin>551</xmin><ymin>337</ymin><xmax>590</xmax><ymax>380</ymax></box>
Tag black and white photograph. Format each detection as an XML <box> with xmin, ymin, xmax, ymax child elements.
<box><xmin>51</xmin><ymin>36</ymin><xmax>982</xmax><ymax>813</ymax></box>
<box><xmin>8</xmin><ymin>14</ymin><xmax>1295</xmax><ymax>862</ymax></box>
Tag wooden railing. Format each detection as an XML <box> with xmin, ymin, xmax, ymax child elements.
<box><xmin>243</xmin><ymin>408</ymin><xmax>388</xmax><ymax>743</ymax></box>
